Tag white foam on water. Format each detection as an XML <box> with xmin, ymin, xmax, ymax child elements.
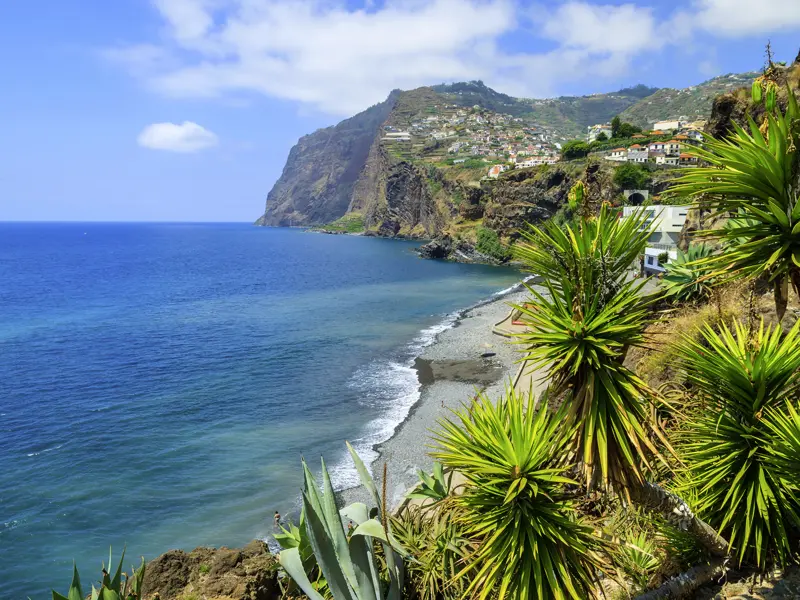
<box><xmin>328</xmin><ymin>310</ymin><xmax>463</xmax><ymax>490</ymax></box>
<box><xmin>327</xmin><ymin>279</ymin><xmax>535</xmax><ymax>491</ymax></box>
<box><xmin>26</xmin><ymin>443</ymin><xmax>65</xmax><ymax>458</ymax></box>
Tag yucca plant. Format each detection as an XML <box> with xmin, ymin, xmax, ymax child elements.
<box><xmin>614</xmin><ymin>531</ymin><xmax>660</xmax><ymax>591</ymax></box>
<box><xmin>662</xmin><ymin>243</ymin><xmax>716</xmax><ymax>303</ymax></box>
<box><xmin>278</xmin><ymin>442</ymin><xmax>406</xmax><ymax>600</ymax></box>
<box><xmin>670</xmin><ymin>87</ymin><xmax>800</xmax><ymax>320</ymax></box>
<box><xmin>53</xmin><ymin>550</ymin><xmax>145</xmax><ymax>600</ymax></box>
<box><xmin>391</xmin><ymin>504</ymin><xmax>471</xmax><ymax>600</ymax></box>
<box><xmin>432</xmin><ymin>386</ymin><xmax>608</xmax><ymax>600</ymax></box>
<box><xmin>677</xmin><ymin>319</ymin><xmax>800</xmax><ymax>568</ymax></box>
<box><xmin>514</xmin><ymin>202</ymin><xmax>669</xmax><ymax>493</ymax></box>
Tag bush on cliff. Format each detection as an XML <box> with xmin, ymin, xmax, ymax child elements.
<box><xmin>475</xmin><ymin>226</ymin><xmax>511</xmax><ymax>262</ymax></box>
<box><xmin>613</xmin><ymin>162</ymin><xmax>650</xmax><ymax>190</ymax></box>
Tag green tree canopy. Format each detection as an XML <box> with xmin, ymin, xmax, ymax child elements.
<box><xmin>561</xmin><ymin>140</ymin><xmax>591</xmax><ymax>160</ymax></box>
<box><xmin>613</xmin><ymin>163</ymin><xmax>650</xmax><ymax>190</ymax></box>
<box><xmin>611</xmin><ymin>116</ymin><xmax>621</xmax><ymax>138</ymax></box>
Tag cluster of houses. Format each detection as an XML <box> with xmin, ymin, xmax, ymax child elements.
<box><xmin>606</xmin><ymin>134</ymin><xmax>702</xmax><ymax>165</ymax></box>
<box><xmin>586</xmin><ymin>118</ymin><xmax>707</xmax><ymax>166</ymax></box>
<box><xmin>381</xmin><ymin>103</ymin><xmax>560</xmax><ymax>164</ymax></box>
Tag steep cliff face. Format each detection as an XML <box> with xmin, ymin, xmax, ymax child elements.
<box><xmin>349</xmin><ymin>143</ymin><xmax>458</xmax><ymax>238</ymax></box>
<box><xmin>256</xmin><ymin>93</ymin><xmax>397</xmax><ymax>226</ymax></box>
<box><xmin>482</xmin><ymin>167</ymin><xmax>572</xmax><ymax>241</ymax></box>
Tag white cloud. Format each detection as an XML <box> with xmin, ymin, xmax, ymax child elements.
<box><xmin>691</xmin><ymin>0</ymin><xmax>800</xmax><ymax>37</ymax></box>
<box><xmin>137</xmin><ymin>121</ymin><xmax>219</xmax><ymax>152</ymax></box>
<box><xmin>108</xmin><ymin>0</ymin><xmax>800</xmax><ymax>115</ymax></box>
<box><xmin>542</xmin><ymin>3</ymin><xmax>658</xmax><ymax>56</ymax></box>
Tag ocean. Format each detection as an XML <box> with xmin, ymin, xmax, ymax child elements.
<box><xmin>0</xmin><ymin>223</ymin><xmax>522</xmax><ymax>598</ymax></box>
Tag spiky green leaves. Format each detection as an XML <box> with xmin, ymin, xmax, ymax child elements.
<box><xmin>52</xmin><ymin>551</ymin><xmax>146</xmax><ymax>600</ymax></box>
<box><xmin>662</xmin><ymin>243</ymin><xmax>716</xmax><ymax>303</ymax></box>
<box><xmin>432</xmin><ymin>387</ymin><xmax>607</xmax><ymax>600</ymax></box>
<box><xmin>677</xmin><ymin>320</ymin><xmax>800</xmax><ymax>568</ymax></box>
<box><xmin>671</xmin><ymin>89</ymin><xmax>800</xmax><ymax>319</ymax></box>
<box><xmin>514</xmin><ymin>204</ymin><xmax>668</xmax><ymax>494</ymax></box>
<box><xmin>279</xmin><ymin>446</ymin><xmax>405</xmax><ymax>600</ymax></box>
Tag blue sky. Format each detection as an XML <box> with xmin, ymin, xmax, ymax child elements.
<box><xmin>1</xmin><ymin>0</ymin><xmax>799</xmax><ymax>222</ymax></box>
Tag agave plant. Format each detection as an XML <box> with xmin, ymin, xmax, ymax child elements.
<box><xmin>661</xmin><ymin>243</ymin><xmax>716</xmax><ymax>303</ymax></box>
<box><xmin>432</xmin><ymin>386</ymin><xmax>607</xmax><ymax>600</ymax></box>
<box><xmin>53</xmin><ymin>550</ymin><xmax>145</xmax><ymax>600</ymax></box>
<box><xmin>274</xmin><ymin>505</ymin><xmax>319</xmax><ymax>593</ymax></box>
<box><xmin>677</xmin><ymin>319</ymin><xmax>800</xmax><ymax>568</ymax></box>
<box><xmin>278</xmin><ymin>442</ymin><xmax>406</xmax><ymax>600</ymax></box>
<box><xmin>514</xmin><ymin>203</ymin><xmax>669</xmax><ymax>494</ymax></box>
<box><xmin>670</xmin><ymin>88</ymin><xmax>800</xmax><ymax>320</ymax></box>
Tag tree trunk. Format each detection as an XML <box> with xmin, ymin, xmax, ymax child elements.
<box><xmin>634</xmin><ymin>559</ymin><xmax>726</xmax><ymax>600</ymax></box>
<box><xmin>630</xmin><ymin>481</ymin><xmax>729</xmax><ymax>557</ymax></box>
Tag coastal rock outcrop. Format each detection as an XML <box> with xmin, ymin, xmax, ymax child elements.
<box><xmin>143</xmin><ymin>540</ymin><xmax>280</xmax><ymax>600</ymax></box>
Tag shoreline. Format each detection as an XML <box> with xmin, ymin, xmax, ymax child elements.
<box><xmin>339</xmin><ymin>281</ymin><xmax>536</xmax><ymax>509</ymax></box>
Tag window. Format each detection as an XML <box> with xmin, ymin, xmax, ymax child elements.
<box><xmin>647</xmin><ymin>256</ymin><xmax>654</xmax><ymax>265</ymax></box>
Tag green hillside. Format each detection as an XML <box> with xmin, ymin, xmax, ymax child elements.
<box><xmin>618</xmin><ymin>72</ymin><xmax>759</xmax><ymax>129</ymax></box>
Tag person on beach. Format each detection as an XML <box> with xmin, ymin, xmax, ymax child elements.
<box><xmin>273</xmin><ymin>511</ymin><xmax>281</xmax><ymax>528</ymax></box>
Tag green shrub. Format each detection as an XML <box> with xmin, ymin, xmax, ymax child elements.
<box><xmin>613</xmin><ymin>163</ymin><xmax>650</xmax><ymax>190</ymax></box>
<box><xmin>475</xmin><ymin>226</ymin><xmax>511</xmax><ymax>262</ymax></box>
<box><xmin>199</xmin><ymin>563</ymin><xmax>210</xmax><ymax>575</ymax></box>
<box><xmin>561</xmin><ymin>139</ymin><xmax>591</xmax><ymax>160</ymax></box>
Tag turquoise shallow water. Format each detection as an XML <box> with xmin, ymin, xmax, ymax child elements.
<box><xmin>0</xmin><ymin>223</ymin><xmax>521</xmax><ymax>598</ymax></box>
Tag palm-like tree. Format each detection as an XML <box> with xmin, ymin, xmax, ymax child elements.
<box><xmin>432</xmin><ymin>387</ymin><xmax>607</xmax><ymax>600</ymax></box>
<box><xmin>671</xmin><ymin>89</ymin><xmax>800</xmax><ymax>320</ymax></box>
<box><xmin>677</xmin><ymin>319</ymin><xmax>800</xmax><ymax>568</ymax></box>
<box><xmin>513</xmin><ymin>201</ymin><xmax>729</xmax><ymax>561</ymax></box>
<box><xmin>514</xmin><ymin>204</ymin><xmax>669</xmax><ymax>494</ymax></box>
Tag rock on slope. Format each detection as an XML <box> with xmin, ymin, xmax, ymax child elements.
<box><xmin>142</xmin><ymin>540</ymin><xmax>280</xmax><ymax>600</ymax></box>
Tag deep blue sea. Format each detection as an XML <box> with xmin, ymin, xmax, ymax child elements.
<box><xmin>0</xmin><ymin>223</ymin><xmax>521</xmax><ymax>598</ymax></box>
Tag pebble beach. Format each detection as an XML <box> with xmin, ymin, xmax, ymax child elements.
<box><xmin>340</xmin><ymin>287</ymin><xmax>538</xmax><ymax>508</ymax></box>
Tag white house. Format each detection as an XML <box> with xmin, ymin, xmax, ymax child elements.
<box><xmin>649</xmin><ymin>141</ymin><xmax>667</xmax><ymax>153</ymax></box>
<box><xmin>643</xmin><ymin>247</ymin><xmax>678</xmax><ymax>274</ymax></box>
<box><xmin>665</xmin><ymin>139</ymin><xmax>683</xmax><ymax>156</ymax></box>
<box><xmin>683</xmin><ymin>129</ymin><xmax>705</xmax><ymax>143</ymax></box>
<box><xmin>487</xmin><ymin>164</ymin><xmax>508</xmax><ymax>179</ymax></box>
<box><xmin>623</xmin><ymin>205</ymin><xmax>689</xmax><ymax>249</ymax></box>
<box><xmin>383</xmin><ymin>131</ymin><xmax>411</xmax><ymax>142</ymax></box>
<box><xmin>653</xmin><ymin>119</ymin><xmax>685</xmax><ymax>131</ymax></box>
<box><xmin>627</xmin><ymin>145</ymin><xmax>649</xmax><ymax>163</ymax></box>
<box><xmin>606</xmin><ymin>147</ymin><xmax>627</xmax><ymax>162</ymax></box>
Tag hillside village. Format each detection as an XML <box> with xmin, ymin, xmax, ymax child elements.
<box><xmin>378</xmin><ymin>89</ymin><xmax>709</xmax><ymax>182</ymax></box>
<box><xmin>380</xmin><ymin>101</ymin><xmax>560</xmax><ymax>179</ymax></box>
<box><xmin>589</xmin><ymin>117</ymin><xmax>707</xmax><ymax>165</ymax></box>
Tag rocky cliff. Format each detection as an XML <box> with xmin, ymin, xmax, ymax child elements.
<box><xmin>256</xmin><ymin>93</ymin><xmax>398</xmax><ymax>227</ymax></box>
<box><xmin>256</xmin><ymin>73</ymin><xmax>755</xmax><ymax>232</ymax></box>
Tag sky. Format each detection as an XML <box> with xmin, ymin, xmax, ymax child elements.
<box><xmin>1</xmin><ymin>0</ymin><xmax>799</xmax><ymax>222</ymax></box>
